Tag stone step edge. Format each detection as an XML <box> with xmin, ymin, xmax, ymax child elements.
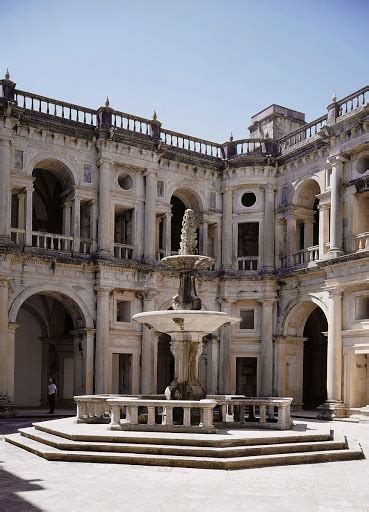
<box><xmin>5</xmin><ymin>434</ymin><xmax>364</xmax><ymax>471</ymax></box>
<box><xmin>19</xmin><ymin>427</ymin><xmax>347</xmax><ymax>458</ymax></box>
<box><xmin>33</xmin><ymin>422</ymin><xmax>334</xmax><ymax>448</ymax></box>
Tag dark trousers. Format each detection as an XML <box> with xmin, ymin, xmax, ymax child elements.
<box><xmin>48</xmin><ymin>393</ymin><xmax>56</xmax><ymax>413</ymax></box>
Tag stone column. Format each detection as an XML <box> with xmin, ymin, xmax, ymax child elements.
<box><xmin>164</xmin><ymin>212</ymin><xmax>172</xmax><ymax>256</ymax></box>
<box><xmin>207</xmin><ymin>335</ymin><xmax>219</xmax><ymax>395</ymax></box>
<box><xmin>90</xmin><ymin>201</ymin><xmax>97</xmax><ymax>253</ymax></box>
<box><xmin>343</xmin><ymin>350</ymin><xmax>356</xmax><ymax>408</ymax></box>
<box><xmin>259</xmin><ymin>299</ymin><xmax>275</xmax><ymax>396</ymax></box>
<box><xmin>140</xmin><ymin>291</ymin><xmax>156</xmax><ymax>394</ymax></box>
<box><xmin>18</xmin><ymin>192</ymin><xmax>25</xmax><ymax>230</ymax></box>
<box><xmin>0</xmin><ymin>138</ymin><xmax>11</xmax><ymax>241</ymax></box>
<box><xmin>7</xmin><ymin>323</ymin><xmax>18</xmax><ymax>402</ymax></box>
<box><xmin>215</xmin><ymin>222</ymin><xmax>222</xmax><ymax>270</ymax></box>
<box><xmin>304</xmin><ymin>219</ymin><xmax>314</xmax><ymax>249</ymax></box>
<box><xmin>0</xmin><ymin>278</ymin><xmax>9</xmax><ymax>396</ymax></box>
<box><xmin>97</xmin><ymin>159</ymin><xmax>111</xmax><ymax>255</ymax></box>
<box><xmin>328</xmin><ymin>156</ymin><xmax>345</xmax><ymax>257</ymax></box>
<box><xmin>62</xmin><ymin>202</ymin><xmax>72</xmax><ymax>236</ymax></box>
<box><xmin>199</xmin><ymin>221</ymin><xmax>208</xmax><ymax>257</ymax></box>
<box><xmin>95</xmin><ymin>287</ymin><xmax>110</xmax><ymax>394</ymax></box>
<box><xmin>132</xmin><ymin>353</ymin><xmax>140</xmax><ymax>394</ymax></box>
<box><xmin>144</xmin><ymin>171</ymin><xmax>156</xmax><ymax>260</ymax></box>
<box><xmin>219</xmin><ymin>298</ymin><xmax>232</xmax><ymax>393</ymax></box>
<box><xmin>83</xmin><ymin>328</ymin><xmax>95</xmax><ymax>395</ymax></box>
<box><xmin>222</xmin><ymin>188</ymin><xmax>233</xmax><ymax>268</ymax></box>
<box><xmin>274</xmin><ymin>216</ymin><xmax>285</xmax><ymax>268</ymax></box>
<box><xmin>318</xmin><ymin>203</ymin><xmax>329</xmax><ymax>259</ymax></box>
<box><xmin>286</xmin><ymin>215</ymin><xmax>297</xmax><ymax>265</ymax></box>
<box><xmin>72</xmin><ymin>195</ymin><xmax>80</xmax><ymax>252</ymax></box>
<box><xmin>25</xmin><ymin>186</ymin><xmax>33</xmax><ymax>246</ymax></box>
<box><xmin>40</xmin><ymin>339</ymin><xmax>49</xmax><ymax>404</ymax></box>
<box><xmin>345</xmin><ymin>185</ymin><xmax>358</xmax><ymax>253</ymax></box>
<box><xmin>262</xmin><ymin>185</ymin><xmax>275</xmax><ymax>270</ymax></box>
<box><xmin>318</xmin><ymin>288</ymin><xmax>346</xmax><ymax>419</ymax></box>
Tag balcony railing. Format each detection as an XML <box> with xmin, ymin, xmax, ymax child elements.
<box><xmin>32</xmin><ymin>231</ymin><xmax>73</xmax><ymax>251</ymax></box>
<box><xmin>292</xmin><ymin>246</ymin><xmax>319</xmax><ymax>265</ymax></box>
<box><xmin>160</xmin><ymin>128</ymin><xmax>222</xmax><ymax>158</ymax></box>
<box><xmin>79</xmin><ymin>238</ymin><xmax>93</xmax><ymax>254</ymax></box>
<box><xmin>114</xmin><ymin>243</ymin><xmax>134</xmax><ymax>260</ymax></box>
<box><xmin>278</xmin><ymin>115</ymin><xmax>327</xmax><ymax>153</ymax></box>
<box><xmin>10</xmin><ymin>228</ymin><xmax>25</xmax><ymax>245</ymax></box>
<box><xmin>14</xmin><ymin>89</ymin><xmax>97</xmax><ymax>125</ymax></box>
<box><xmin>156</xmin><ymin>249</ymin><xmax>166</xmax><ymax>261</ymax></box>
<box><xmin>237</xmin><ymin>256</ymin><xmax>259</xmax><ymax>271</ymax></box>
<box><xmin>353</xmin><ymin>232</ymin><xmax>369</xmax><ymax>252</ymax></box>
<box><xmin>337</xmin><ymin>86</ymin><xmax>369</xmax><ymax>118</ymax></box>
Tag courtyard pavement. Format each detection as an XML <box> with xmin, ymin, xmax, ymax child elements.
<box><xmin>0</xmin><ymin>417</ymin><xmax>369</xmax><ymax>511</ymax></box>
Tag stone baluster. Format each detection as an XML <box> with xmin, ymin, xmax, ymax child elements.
<box><xmin>222</xmin><ymin>188</ymin><xmax>233</xmax><ymax>268</ymax></box>
<box><xmin>147</xmin><ymin>407</ymin><xmax>156</xmax><ymax>425</ymax></box>
<box><xmin>162</xmin><ymin>406</ymin><xmax>173</xmax><ymax>426</ymax></box>
<box><xmin>95</xmin><ymin>286</ymin><xmax>110</xmax><ymax>394</ymax></box>
<box><xmin>183</xmin><ymin>407</ymin><xmax>191</xmax><ymax>426</ymax></box>
<box><xmin>259</xmin><ymin>298</ymin><xmax>275</xmax><ymax>396</ymax></box>
<box><xmin>262</xmin><ymin>184</ymin><xmax>275</xmax><ymax>270</ymax></box>
<box><xmin>259</xmin><ymin>404</ymin><xmax>267</xmax><ymax>425</ymax></box>
<box><xmin>110</xmin><ymin>404</ymin><xmax>121</xmax><ymax>430</ymax></box>
<box><xmin>201</xmin><ymin>404</ymin><xmax>214</xmax><ymax>428</ymax></box>
<box><xmin>97</xmin><ymin>158</ymin><xmax>111</xmax><ymax>255</ymax></box>
<box><xmin>0</xmin><ymin>138</ymin><xmax>11</xmax><ymax>242</ymax></box>
<box><xmin>144</xmin><ymin>170</ymin><xmax>156</xmax><ymax>260</ymax></box>
<box><xmin>328</xmin><ymin>155</ymin><xmax>345</xmax><ymax>257</ymax></box>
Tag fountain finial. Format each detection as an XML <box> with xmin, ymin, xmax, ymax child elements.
<box><xmin>179</xmin><ymin>209</ymin><xmax>197</xmax><ymax>255</ymax></box>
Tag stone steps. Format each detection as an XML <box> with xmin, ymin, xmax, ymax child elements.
<box><xmin>4</xmin><ymin>426</ymin><xmax>365</xmax><ymax>470</ymax></box>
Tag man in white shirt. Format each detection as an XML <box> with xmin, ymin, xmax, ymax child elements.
<box><xmin>47</xmin><ymin>378</ymin><xmax>57</xmax><ymax>414</ymax></box>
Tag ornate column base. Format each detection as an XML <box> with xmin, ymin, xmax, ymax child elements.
<box><xmin>327</xmin><ymin>249</ymin><xmax>345</xmax><ymax>258</ymax></box>
<box><xmin>317</xmin><ymin>400</ymin><xmax>348</xmax><ymax>420</ymax></box>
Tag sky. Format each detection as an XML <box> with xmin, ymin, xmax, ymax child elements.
<box><xmin>2</xmin><ymin>0</ymin><xmax>369</xmax><ymax>142</ymax></box>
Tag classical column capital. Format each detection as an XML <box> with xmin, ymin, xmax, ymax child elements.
<box><xmin>94</xmin><ymin>286</ymin><xmax>111</xmax><ymax>296</ymax></box>
<box><xmin>136</xmin><ymin>289</ymin><xmax>157</xmax><ymax>301</ymax></box>
<box><xmin>221</xmin><ymin>186</ymin><xmax>235</xmax><ymax>195</ymax></box>
<box><xmin>8</xmin><ymin>323</ymin><xmax>19</xmax><ymax>333</ymax></box>
<box><xmin>327</xmin><ymin>287</ymin><xmax>343</xmax><ymax>299</ymax></box>
<box><xmin>0</xmin><ymin>277</ymin><xmax>9</xmax><ymax>288</ymax></box>
<box><xmin>326</xmin><ymin>153</ymin><xmax>348</xmax><ymax>166</ymax></box>
<box><xmin>262</xmin><ymin>183</ymin><xmax>276</xmax><ymax>192</ymax></box>
<box><xmin>258</xmin><ymin>297</ymin><xmax>276</xmax><ymax>307</ymax></box>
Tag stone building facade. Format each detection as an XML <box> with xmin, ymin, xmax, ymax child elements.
<box><xmin>0</xmin><ymin>72</ymin><xmax>368</xmax><ymax>418</ymax></box>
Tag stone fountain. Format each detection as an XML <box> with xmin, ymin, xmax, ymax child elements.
<box><xmin>133</xmin><ymin>209</ymin><xmax>240</xmax><ymax>400</ymax></box>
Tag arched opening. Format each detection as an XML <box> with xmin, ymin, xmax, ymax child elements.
<box><xmin>303</xmin><ymin>307</ymin><xmax>328</xmax><ymax>408</ymax></box>
<box><xmin>14</xmin><ymin>292</ymin><xmax>86</xmax><ymax>407</ymax></box>
<box><xmin>157</xmin><ymin>333</ymin><xmax>174</xmax><ymax>393</ymax></box>
<box><xmin>170</xmin><ymin>189</ymin><xmax>201</xmax><ymax>253</ymax></box>
<box><xmin>293</xmin><ymin>179</ymin><xmax>322</xmax><ymax>261</ymax></box>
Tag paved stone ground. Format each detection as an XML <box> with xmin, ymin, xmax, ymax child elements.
<box><xmin>0</xmin><ymin>418</ymin><xmax>369</xmax><ymax>511</ymax></box>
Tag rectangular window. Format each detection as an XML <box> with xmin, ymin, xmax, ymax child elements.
<box><xmin>356</xmin><ymin>296</ymin><xmax>369</xmax><ymax>320</ymax></box>
<box><xmin>239</xmin><ymin>309</ymin><xmax>254</xmax><ymax>329</ymax></box>
<box><xmin>238</xmin><ymin>222</ymin><xmax>259</xmax><ymax>257</ymax></box>
<box><xmin>117</xmin><ymin>301</ymin><xmax>131</xmax><ymax>322</ymax></box>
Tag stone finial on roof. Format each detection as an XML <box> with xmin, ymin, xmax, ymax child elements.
<box><xmin>332</xmin><ymin>92</ymin><xmax>337</xmax><ymax>103</ymax></box>
<box><xmin>105</xmin><ymin>96</ymin><xmax>110</xmax><ymax>108</ymax></box>
<box><xmin>153</xmin><ymin>110</ymin><xmax>157</xmax><ymax>121</ymax></box>
<box><xmin>229</xmin><ymin>132</ymin><xmax>233</xmax><ymax>142</ymax></box>
<box><xmin>5</xmin><ymin>69</ymin><xmax>10</xmax><ymax>80</ymax></box>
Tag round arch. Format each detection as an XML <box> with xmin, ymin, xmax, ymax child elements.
<box><xmin>9</xmin><ymin>284</ymin><xmax>94</xmax><ymax>330</ymax></box>
<box><xmin>168</xmin><ymin>185</ymin><xmax>205</xmax><ymax>214</ymax></box>
<box><xmin>29</xmin><ymin>154</ymin><xmax>77</xmax><ymax>188</ymax></box>
<box><xmin>292</xmin><ymin>176</ymin><xmax>322</xmax><ymax>209</ymax></box>
<box><xmin>281</xmin><ymin>296</ymin><xmax>327</xmax><ymax>338</ymax></box>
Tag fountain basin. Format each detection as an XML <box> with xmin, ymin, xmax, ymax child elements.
<box><xmin>132</xmin><ymin>310</ymin><xmax>240</xmax><ymax>334</ymax></box>
<box><xmin>161</xmin><ymin>254</ymin><xmax>214</xmax><ymax>270</ymax></box>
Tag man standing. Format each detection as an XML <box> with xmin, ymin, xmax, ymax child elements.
<box><xmin>47</xmin><ymin>378</ymin><xmax>57</xmax><ymax>414</ymax></box>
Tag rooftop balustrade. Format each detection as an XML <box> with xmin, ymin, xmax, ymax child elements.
<box><xmin>2</xmin><ymin>81</ymin><xmax>367</xmax><ymax>162</ymax></box>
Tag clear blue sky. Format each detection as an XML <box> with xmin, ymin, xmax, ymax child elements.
<box><xmin>2</xmin><ymin>0</ymin><xmax>368</xmax><ymax>141</ymax></box>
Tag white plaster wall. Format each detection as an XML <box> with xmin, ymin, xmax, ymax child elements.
<box><xmin>14</xmin><ymin>308</ymin><xmax>42</xmax><ymax>406</ymax></box>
